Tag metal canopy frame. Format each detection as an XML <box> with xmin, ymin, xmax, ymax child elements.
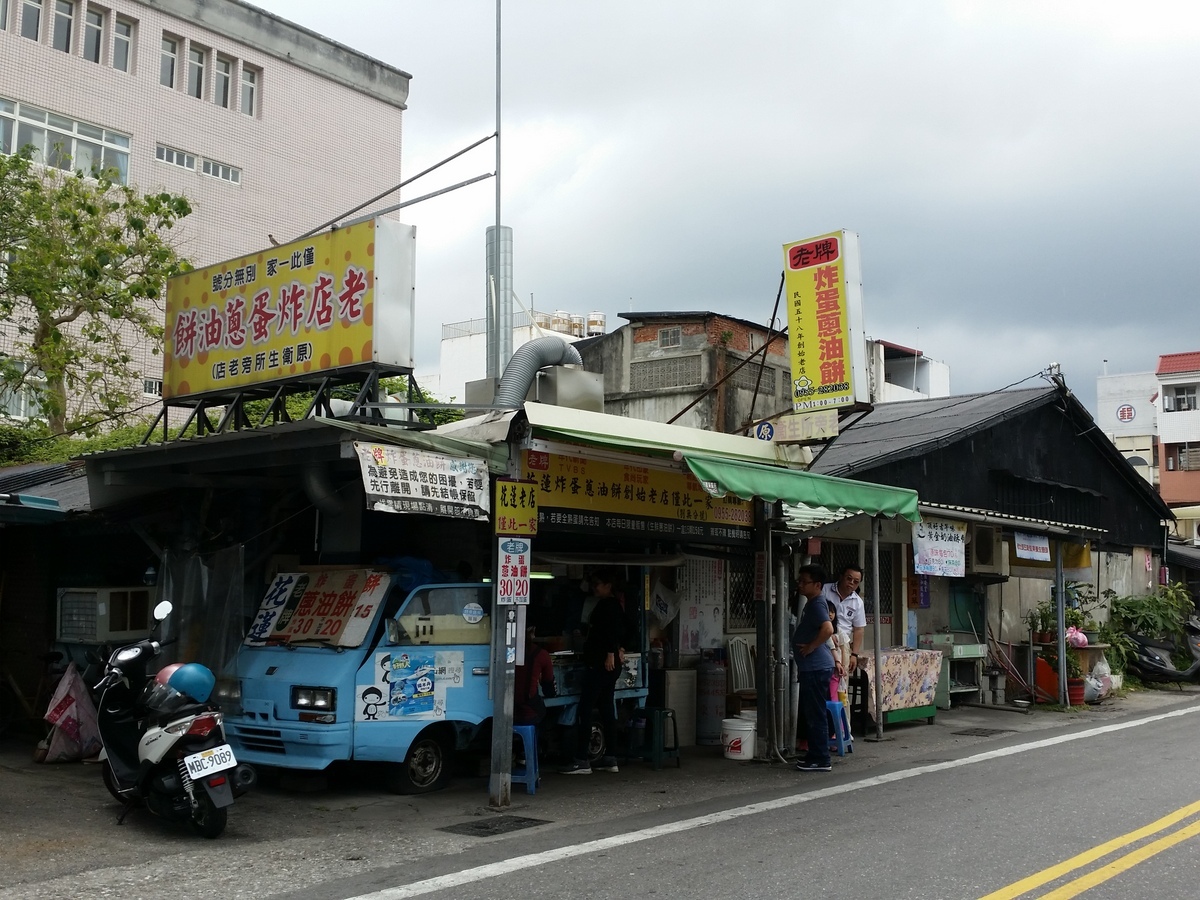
<box><xmin>140</xmin><ymin>366</ymin><xmax>430</xmax><ymax>444</ymax></box>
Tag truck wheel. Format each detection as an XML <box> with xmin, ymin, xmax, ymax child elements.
<box><xmin>587</xmin><ymin>722</ymin><xmax>606</xmax><ymax>762</ymax></box>
<box><xmin>189</xmin><ymin>792</ymin><xmax>227</xmax><ymax>839</ymax></box>
<box><xmin>387</xmin><ymin>729</ymin><xmax>450</xmax><ymax>794</ymax></box>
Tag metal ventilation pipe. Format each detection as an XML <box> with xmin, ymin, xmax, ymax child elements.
<box><xmin>493</xmin><ymin>336</ymin><xmax>583</xmax><ymax>408</ymax></box>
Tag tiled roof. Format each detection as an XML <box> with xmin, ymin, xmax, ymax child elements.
<box><xmin>1156</xmin><ymin>351</ymin><xmax>1200</xmax><ymax>375</ymax></box>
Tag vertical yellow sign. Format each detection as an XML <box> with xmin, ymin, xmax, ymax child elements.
<box><xmin>782</xmin><ymin>230</ymin><xmax>856</xmax><ymax>411</ymax></box>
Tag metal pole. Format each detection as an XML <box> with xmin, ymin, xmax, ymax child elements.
<box><xmin>1055</xmin><ymin>540</ymin><xmax>1067</xmax><ymax>706</ymax></box>
<box><xmin>491</xmin><ymin>0</ymin><xmax>503</xmax><ymax>380</ymax></box>
<box><xmin>775</xmin><ymin>552</ymin><xmax>789</xmax><ymax>757</ymax></box>
<box><xmin>871</xmin><ymin>517</ymin><xmax>884</xmax><ymax>741</ymax></box>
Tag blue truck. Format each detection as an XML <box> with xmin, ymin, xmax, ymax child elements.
<box><xmin>221</xmin><ymin>563</ymin><xmax>645</xmax><ymax>792</ymax></box>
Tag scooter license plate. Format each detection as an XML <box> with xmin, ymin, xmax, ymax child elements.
<box><xmin>184</xmin><ymin>744</ymin><xmax>237</xmax><ymax>779</ymax></box>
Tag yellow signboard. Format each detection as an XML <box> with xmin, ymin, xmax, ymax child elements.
<box><xmin>782</xmin><ymin>230</ymin><xmax>866</xmax><ymax>412</ymax></box>
<box><xmin>495</xmin><ymin>479</ymin><xmax>539</xmax><ymax>536</ymax></box>
<box><xmin>521</xmin><ymin>449</ymin><xmax>752</xmax><ymax>544</ymax></box>
<box><xmin>163</xmin><ymin>218</ymin><xmax>415</xmax><ymax>400</ymax></box>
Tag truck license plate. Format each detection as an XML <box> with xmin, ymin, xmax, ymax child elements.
<box><xmin>184</xmin><ymin>744</ymin><xmax>237</xmax><ymax>779</ymax></box>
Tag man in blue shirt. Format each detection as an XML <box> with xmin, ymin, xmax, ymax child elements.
<box><xmin>792</xmin><ymin>564</ymin><xmax>834</xmax><ymax>772</ymax></box>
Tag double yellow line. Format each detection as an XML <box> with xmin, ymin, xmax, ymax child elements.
<box><xmin>980</xmin><ymin>798</ymin><xmax>1200</xmax><ymax>899</ymax></box>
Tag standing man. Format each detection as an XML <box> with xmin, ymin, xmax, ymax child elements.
<box><xmin>792</xmin><ymin>563</ymin><xmax>834</xmax><ymax>773</ymax></box>
<box><xmin>822</xmin><ymin>564</ymin><xmax>865</xmax><ymax>671</ymax></box>
<box><xmin>563</xmin><ymin>568</ymin><xmax>624</xmax><ymax>775</ymax></box>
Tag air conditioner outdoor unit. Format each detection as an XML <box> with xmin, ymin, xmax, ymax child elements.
<box><xmin>965</xmin><ymin>526</ymin><xmax>1009</xmax><ymax>576</ymax></box>
<box><xmin>57</xmin><ymin>586</ymin><xmax>155</xmax><ymax>643</ymax></box>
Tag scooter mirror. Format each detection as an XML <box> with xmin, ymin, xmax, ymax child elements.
<box><xmin>153</xmin><ymin>600</ymin><xmax>174</xmax><ymax>622</ymax></box>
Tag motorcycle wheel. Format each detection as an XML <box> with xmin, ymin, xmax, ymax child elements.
<box><xmin>189</xmin><ymin>792</ymin><xmax>227</xmax><ymax>839</ymax></box>
<box><xmin>386</xmin><ymin>729</ymin><xmax>450</xmax><ymax>794</ymax></box>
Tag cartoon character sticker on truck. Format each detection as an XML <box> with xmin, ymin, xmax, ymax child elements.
<box><xmin>356</xmin><ymin>650</ymin><xmax>466</xmax><ymax>721</ymax></box>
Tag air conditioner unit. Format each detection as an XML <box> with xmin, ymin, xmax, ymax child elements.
<box><xmin>57</xmin><ymin>587</ymin><xmax>155</xmax><ymax>643</ymax></box>
<box><xmin>1193</xmin><ymin>520</ymin><xmax>1200</xmax><ymax>548</ymax></box>
<box><xmin>965</xmin><ymin>526</ymin><xmax>1009</xmax><ymax>576</ymax></box>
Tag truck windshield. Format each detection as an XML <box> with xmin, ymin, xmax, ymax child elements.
<box><xmin>388</xmin><ymin>586</ymin><xmax>492</xmax><ymax>646</ymax></box>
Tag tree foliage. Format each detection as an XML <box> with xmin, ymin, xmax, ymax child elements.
<box><xmin>0</xmin><ymin>149</ymin><xmax>192</xmax><ymax>435</ymax></box>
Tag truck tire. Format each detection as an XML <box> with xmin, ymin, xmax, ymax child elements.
<box><xmin>387</xmin><ymin>728</ymin><xmax>451</xmax><ymax>794</ymax></box>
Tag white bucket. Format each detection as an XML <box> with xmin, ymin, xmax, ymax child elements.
<box><xmin>721</xmin><ymin>717</ymin><xmax>756</xmax><ymax>760</ymax></box>
<box><xmin>738</xmin><ymin>710</ymin><xmax>757</xmax><ymax>721</ymax></box>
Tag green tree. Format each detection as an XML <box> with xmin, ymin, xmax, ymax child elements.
<box><xmin>0</xmin><ymin>149</ymin><xmax>192</xmax><ymax>435</ymax></box>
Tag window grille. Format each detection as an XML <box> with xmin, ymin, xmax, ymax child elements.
<box><xmin>726</xmin><ymin>556</ymin><xmax>757</xmax><ymax>632</ymax></box>
<box><xmin>630</xmin><ymin>356</ymin><xmax>701</xmax><ymax>392</ymax></box>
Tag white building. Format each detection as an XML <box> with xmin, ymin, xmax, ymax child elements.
<box><xmin>420</xmin><ymin>308</ymin><xmax>605</xmax><ymax>402</ymax></box>
<box><xmin>867</xmin><ymin>339</ymin><xmax>951</xmax><ymax>404</ymax></box>
<box><xmin>1095</xmin><ymin>371</ymin><xmax>1159</xmax><ymax>487</ymax></box>
<box><xmin>1</xmin><ymin>0</ymin><xmax>408</xmax><ymax>410</ymax></box>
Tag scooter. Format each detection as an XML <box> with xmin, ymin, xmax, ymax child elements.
<box><xmin>1125</xmin><ymin>616</ymin><xmax>1200</xmax><ymax>686</ymax></box>
<box><xmin>95</xmin><ymin>601</ymin><xmax>256</xmax><ymax>838</ymax></box>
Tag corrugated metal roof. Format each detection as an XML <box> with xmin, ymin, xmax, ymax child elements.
<box><xmin>0</xmin><ymin>461</ymin><xmax>90</xmax><ymax>513</ymax></box>
<box><xmin>809</xmin><ymin>387</ymin><xmax>1054</xmax><ymax>477</ymax></box>
<box><xmin>1156</xmin><ymin>351</ymin><xmax>1200</xmax><ymax>375</ymax></box>
<box><xmin>920</xmin><ymin>502</ymin><xmax>1105</xmax><ymax>537</ymax></box>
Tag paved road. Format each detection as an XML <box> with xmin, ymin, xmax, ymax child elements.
<box><xmin>3</xmin><ymin>690</ymin><xmax>1199</xmax><ymax>899</ymax></box>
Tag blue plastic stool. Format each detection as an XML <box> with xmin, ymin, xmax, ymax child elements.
<box><xmin>826</xmin><ymin>700</ymin><xmax>853</xmax><ymax>757</ymax></box>
<box><xmin>511</xmin><ymin>724</ymin><xmax>540</xmax><ymax>794</ymax></box>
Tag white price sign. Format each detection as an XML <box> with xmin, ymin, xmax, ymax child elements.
<box><xmin>497</xmin><ymin>537</ymin><xmax>531</xmax><ymax>606</ymax></box>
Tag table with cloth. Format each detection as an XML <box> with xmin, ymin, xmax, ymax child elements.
<box><xmin>854</xmin><ymin>648</ymin><xmax>941</xmax><ymax>726</ymax></box>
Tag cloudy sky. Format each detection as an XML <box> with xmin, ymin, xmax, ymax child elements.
<box><xmin>252</xmin><ymin>0</ymin><xmax>1200</xmax><ymax>412</ymax></box>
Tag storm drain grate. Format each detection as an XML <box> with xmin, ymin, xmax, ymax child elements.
<box><xmin>952</xmin><ymin>727</ymin><xmax>1015</xmax><ymax>737</ymax></box>
<box><xmin>439</xmin><ymin>815</ymin><xmax>551</xmax><ymax>838</ymax></box>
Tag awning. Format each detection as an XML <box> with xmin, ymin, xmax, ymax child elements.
<box><xmin>684</xmin><ymin>455</ymin><xmax>921</xmax><ymax>524</ymax></box>
<box><xmin>1167</xmin><ymin>543</ymin><xmax>1200</xmax><ymax>570</ymax></box>
<box><xmin>0</xmin><ymin>492</ymin><xmax>65</xmax><ymax>524</ymax></box>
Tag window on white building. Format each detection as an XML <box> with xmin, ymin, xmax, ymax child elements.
<box><xmin>214</xmin><ymin>56</ymin><xmax>232</xmax><ymax>108</ymax></box>
<box><xmin>112</xmin><ymin>18</ymin><xmax>133</xmax><ymax>72</ymax></box>
<box><xmin>160</xmin><ymin>36</ymin><xmax>178</xmax><ymax>87</ymax></box>
<box><xmin>142</xmin><ymin>378</ymin><xmax>163</xmax><ymax>397</ymax></box>
<box><xmin>187</xmin><ymin>46</ymin><xmax>206</xmax><ymax>99</ymax></box>
<box><xmin>0</xmin><ymin>362</ymin><xmax>43</xmax><ymax>420</ymax></box>
<box><xmin>155</xmin><ymin>143</ymin><xmax>194</xmax><ymax>170</ymax></box>
<box><xmin>201</xmin><ymin>158</ymin><xmax>240</xmax><ymax>184</ymax></box>
<box><xmin>82</xmin><ymin>7</ymin><xmax>102</xmax><ymax>62</ymax></box>
<box><xmin>659</xmin><ymin>327</ymin><xmax>681</xmax><ymax>349</ymax></box>
<box><xmin>1</xmin><ymin>97</ymin><xmax>130</xmax><ymax>183</ymax></box>
<box><xmin>21</xmin><ymin>0</ymin><xmax>40</xmax><ymax>41</ymax></box>
<box><xmin>1174</xmin><ymin>387</ymin><xmax>1197</xmax><ymax>412</ymax></box>
<box><xmin>0</xmin><ymin>0</ymin><xmax>9</xmax><ymax>31</ymax></box>
<box><xmin>240</xmin><ymin>66</ymin><xmax>258</xmax><ymax>116</ymax></box>
<box><xmin>50</xmin><ymin>0</ymin><xmax>70</xmax><ymax>52</ymax></box>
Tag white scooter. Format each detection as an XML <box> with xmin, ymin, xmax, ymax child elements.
<box><xmin>95</xmin><ymin>601</ymin><xmax>255</xmax><ymax>838</ymax></box>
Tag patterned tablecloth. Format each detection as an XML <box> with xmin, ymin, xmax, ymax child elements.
<box><xmin>856</xmin><ymin>649</ymin><xmax>942</xmax><ymax>720</ymax></box>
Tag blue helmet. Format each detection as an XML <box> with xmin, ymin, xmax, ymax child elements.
<box><xmin>165</xmin><ymin>662</ymin><xmax>216</xmax><ymax>703</ymax></box>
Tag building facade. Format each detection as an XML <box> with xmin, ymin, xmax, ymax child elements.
<box><xmin>1157</xmin><ymin>351</ymin><xmax>1200</xmax><ymax>505</ymax></box>
<box><xmin>1096</xmin><ymin>370</ymin><xmax>1159</xmax><ymax>487</ymax></box>
<box><xmin>575</xmin><ymin>311</ymin><xmax>951</xmax><ymax>434</ymax></box>
<box><xmin>0</xmin><ymin>0</ymin><xmax>408</xmax><ymax>414</ymax></box>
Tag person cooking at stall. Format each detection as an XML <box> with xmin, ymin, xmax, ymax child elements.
<box><xmin>562</xmin><ymin>568</ymin><xmax>624</xmax><ymax>775</ymax></box>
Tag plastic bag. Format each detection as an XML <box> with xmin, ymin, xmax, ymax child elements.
<box><xmin>1084</xmin><ymin>673</ymin><xmax>1111</xmax><ymax>703</ymax></box>
<box><xmin>1066</xmin><ymin>626</ymin><xmax>1089</xmax><ymax>648</ymax></box>
<box><xmin>41</xmin><ymin>663</ymin><xmax>101</xmax><ymax>763</ymax></box>
<box><xmin>1091</xmin><ymin>658</ymin><xmax>1112</xmax><ymax>678</ymax></box>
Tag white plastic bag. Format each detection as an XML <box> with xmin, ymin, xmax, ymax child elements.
<box><xmin>41</xmin><ymin>663</ymin><xmax>102</xmax><ymax>763</ymax></box>
<box><xmin>1091</xmin><ymin>658</ymin><xmax>1112</xmax><ymax>679</ymax></box>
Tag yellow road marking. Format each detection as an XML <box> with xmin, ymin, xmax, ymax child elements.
<box><xmin>1036</xmin><ymin>818</ymin><xmax>1200</xmax><ymax>899</ymax></box>
<box><xmin>978</xmin><ymin>798</ymin><xmax>1200</xmax><ymax>900</ymax></box>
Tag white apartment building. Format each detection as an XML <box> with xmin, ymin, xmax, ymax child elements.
<box><xmin>0</xmin><ymin>0</ymin><xmax>408</xmax><ymax>412</ymax></box>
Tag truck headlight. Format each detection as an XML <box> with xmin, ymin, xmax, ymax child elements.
<box><xmin>291</xmin><ymin>686</ymin><xmax>336</xmax><ymax>711</ymax></box>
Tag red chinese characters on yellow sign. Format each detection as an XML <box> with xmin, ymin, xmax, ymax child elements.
<box><xmin>495</xmin><ymin>479</ymin><xmax>539</xmax><ymax>536</ymax></box>
<box><xmin>783</xmin><ymin>231</ymin><xmax>857</xmax><ymax>411</ymax></box>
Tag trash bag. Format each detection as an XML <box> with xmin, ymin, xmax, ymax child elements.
<box><xmin>41</xmin><ymin>663</ymin><xmax>102</xmax><ymax>763</ymax></box>
<box><xmin>1083</xmin><ymin>674</ymin><xmax>1111</xmax><ymax>703</ymax></box>
<box><xmin>1066</xmin><ymin>626</ymin><xmax>1089</xmax><ymax>648</ymax></box>
<box><xmin>1091</xmin><ymin>658</ymin><xmax>1112</xmax><ymax>679</ymax></box>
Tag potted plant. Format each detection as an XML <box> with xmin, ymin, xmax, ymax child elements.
<box><xmin>1042</xmin><ymin>646</ymin><xmax>1086</xmax><ymax>704</ymax></box>
<box><xmin>1036</xmin><ymin>601</ymin><xmax>1055</xmax><ymax>643</ymax></box>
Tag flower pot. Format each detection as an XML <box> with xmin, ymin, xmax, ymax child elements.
<box><xmin>1066</xmin><ymin>677</ymin><xmax>1086</xmax><ymax>706</ymax></box>
<box><xmin>1036</xmin><ymin>631</ymin><xmax>1051</xmax><ymax>644</ymax></box>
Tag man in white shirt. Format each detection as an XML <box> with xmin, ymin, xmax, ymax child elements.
<box><xmin>821</xmin><ymin>564</ymin><xmax>865</xmax><ymax>670</ymax></box>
